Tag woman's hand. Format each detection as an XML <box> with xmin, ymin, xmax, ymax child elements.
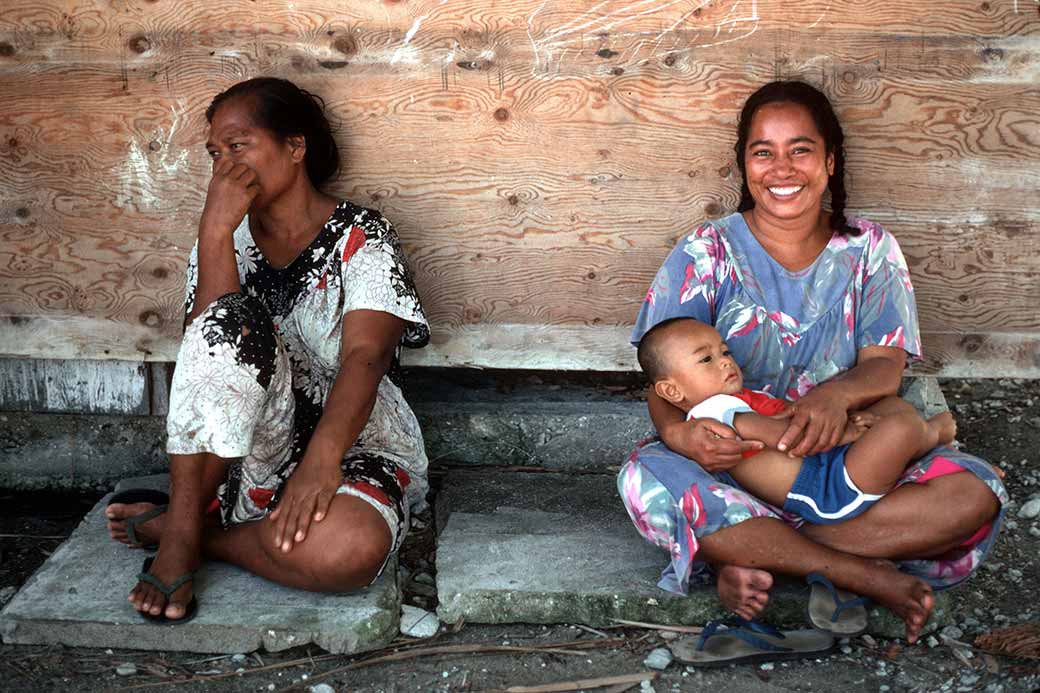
<box><xmin>268</xmin><ymin>454</ymin><xmax>342</xmax><ymax>553</ymax></box>
<box><xmin>776</xmin><ymin>385</ymin><xmax>850</xmax><ymax>457</ymax></box>
<box><xmin>199</xmin><ymin>159</ymin><xmax>260</xmax><ymax>236</ymax></box>
<box><xmin>663</xmin><ymin>417</ymin><xmax>764</xmax><ymax>473</ymax></box>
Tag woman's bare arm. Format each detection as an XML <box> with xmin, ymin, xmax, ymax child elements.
<box><xmin>268</xmin><ymin>309</ymin><xmax>406</xmax><ymax>552</ymax></box>
<box><xmin>777</xmin><ymin>345</ymin><xmax>907</xmax><ymax>457</ymax></box>
<box><xmin>648</xmin><ymin>389</ymin><xmax>763</xmax><ymax>472</ymax></box>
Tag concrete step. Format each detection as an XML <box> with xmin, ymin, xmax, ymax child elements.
<box><xmin>434</xmin><ymin>469</ymin><xmax>952</xmax><ymax>639</ymax></box>
<box><xmin>0</xmin><ymin>475</ymin><xmax>400</xmax><ymax>655</ymax></box>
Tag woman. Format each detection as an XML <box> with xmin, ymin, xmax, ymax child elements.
<box><xmin>106</xmin><ymin>77</ymin><xmax>430</xmax><ymax>622</ymax></box>
<box><xmin>619</xmin><ymin>81</ymin><xmax>1006</xmax><ymax>644</ymax></box>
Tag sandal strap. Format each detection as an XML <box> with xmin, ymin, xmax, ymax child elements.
<box><xmin>697</xmin><ymin>618</ymin><xmax>791</xmax><ymax>653</ymax></box>
<box><xmin>137</xmin><ymin>568</ymin><xmax>195</xmax><ymax>598</ymax></box>
<box><xmin>807</xmin><ymin>572</ymin><xmax>870</xmax><ymax>621</ymax></box>
<box><xmin>125</xmin><ymin>505</ymin><xmax>167</xmax><ymax>546</ymax></box>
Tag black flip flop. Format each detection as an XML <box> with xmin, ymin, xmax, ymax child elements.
<box><xmin>670</xmin><ymin>618</ymin><xmax>835</xmax><ymax>668</ymax></box>
<box><xmin>107</xmin><ymin>489</ymin><xmax>169</xmax><ymax>549</ymax></box>
<box><xmin>136</xmin><ymin>556</ymin><xmax>198</xmax><ymax>625</ymax></box>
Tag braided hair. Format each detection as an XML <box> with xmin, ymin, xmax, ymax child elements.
<box><xmin>206</xmin><ymin>77</ymin><xmax>340</xmax><ymax>189</ymax></box>
<box><xmin>733</xmin><ymin>81</ymin><xmax>858</xmax><ymax>236</ymax></box>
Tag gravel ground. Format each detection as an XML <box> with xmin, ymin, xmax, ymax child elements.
<box><xmin>0</xmin><ymin>378</ymin><xmax>1037</xmax><ymax>692</ymax></box>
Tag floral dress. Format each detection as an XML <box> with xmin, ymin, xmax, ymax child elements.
<box><xmin>166</xmin><ymin>201</ymin><xmax>430</xmax><ymax>559</ymax></box>
<box><xmin>618</xmin><ymin>212</ymin><xmax>1007</xmax><ymax>595</ymax></box>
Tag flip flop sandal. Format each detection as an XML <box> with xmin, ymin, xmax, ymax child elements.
<box><xmin>136</xmin><ymin>556</ymin><xmax>198</xmax><ymax>625</ymax></box>
<box><xmin>107</xmin><ymin>489</ymin><xmax>169</xmax><ymax>550</ymax></box>
<box><xmin>806</xmin><ymin>572</ymin><xmax>870</xmax><ymax>637</ymax></box>
<box><xmin>670</xmin><ymin>618</ymin><xmax>835</xmax><ymax>668</ymax></box>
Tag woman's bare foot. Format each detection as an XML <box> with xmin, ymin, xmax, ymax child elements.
<box><xmin>106</xmin><ymin>502</ymin><xmax>165</xmax><ymax>547</ymax></box>
<box><xmin>131</xmin><ymin>542</ymin><xmax>199</xmax><ymax>620</ymax></box>
<box><xmin>716</xmin><ymin>565</ymin><xmax>773</xmax><ymax>620</ymax></box>
<box><xmin>927</xmin><ymin>412</ymin><xmax>957</xmax><ymax>447</ymax></box>
<box><xmin>856</xmin><ymin>561</ymin><xmax>935</xmax><ymax>644</ymax></box>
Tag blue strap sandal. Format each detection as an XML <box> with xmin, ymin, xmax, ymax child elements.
<box><xmin>806</xmin><ymin>572</ymin><xmax>870</xmax><ymax>637</ymax></box>
<box><xmin>670</xmin><ymin>618</ymin><xmax>835</xmax><ymax>667</ymax></box>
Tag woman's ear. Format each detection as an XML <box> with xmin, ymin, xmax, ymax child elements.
<box><xmin>287</xmin><ymin>135</ymin><xmax>307</xmax><ymax>163</ymax></box>
<box><xmin>654</xmin><ymin>378</ymin><xmax>686</xmax><ymax>407</ymax></box>
<box><xmin>826</xmin><ymin>150</ymin><xmax>835</xmax><ymax>176</ymax></box>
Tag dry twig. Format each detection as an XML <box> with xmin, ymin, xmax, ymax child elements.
<box><xmin>504</xmin><ymin>672</ymin><xmax>656</xmax><ymax>692</ymax></box>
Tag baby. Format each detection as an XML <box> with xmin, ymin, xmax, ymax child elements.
<box><xmin>637</xmin><ymin>318</ymin><xmax>957</xmax><ymax>524</ymax></box>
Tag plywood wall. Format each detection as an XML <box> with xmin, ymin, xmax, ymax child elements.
<box><xmin>1</xmin><ymin>1</ymin><xmax>1038</xmax><ymax>375</ymax></box>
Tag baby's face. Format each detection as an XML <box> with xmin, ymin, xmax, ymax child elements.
<box><xmin>662</xmin><ymin>323</ymin><xmax>744</xmax><ymax>404</ymax></box>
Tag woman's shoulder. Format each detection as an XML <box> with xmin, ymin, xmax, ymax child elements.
<box><xmin>329</xmin><ymin>200</ymin><xmax>398</xmax><ymax>240</ymax></box>
<box><xmin>672</xmin><ymin>213</ymin><xmax>741</xmax><ymax>258</ymax></box>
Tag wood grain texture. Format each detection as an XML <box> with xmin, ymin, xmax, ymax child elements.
<box><xmin>0</xmin><ymin>357</ymin><xmax>149</xmax><ymax>414</ymax></box>
<box><xmin>1</xmin><ymin>1</ymin><xmax>1037</xmax><ymax>373</ymax></box>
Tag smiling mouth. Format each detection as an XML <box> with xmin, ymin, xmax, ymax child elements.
<box><xmin>768</xmin><ymin>185</ymin><xmax>804</xmax><ymax>197</ymax></box>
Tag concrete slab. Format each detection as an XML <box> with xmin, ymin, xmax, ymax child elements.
<box><xmin>435</xmin><ymin>470</ymin><xmax>951</xmax><ymax>638</ymax></box>
<box><xmin>0</xmin><ymin>475</ymin><xmax>400</xmax><ymax>654</ymax></box>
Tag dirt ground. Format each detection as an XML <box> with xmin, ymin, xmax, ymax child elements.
<box><xmin>0</xmin><ymin>378</ymin><xmax>1038</xmax><ymax>692</ymax></box>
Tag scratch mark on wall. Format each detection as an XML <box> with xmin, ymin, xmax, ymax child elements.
<box><xmin>391</xmin><ymin>0</ymin><xmax>450</xmax><ymax>65</ymax></box>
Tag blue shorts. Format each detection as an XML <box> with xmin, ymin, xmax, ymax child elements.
<box><xmin>782</xmin><ymin>444</ymin><xmax>884</xmax><ymax>525</ymax></box>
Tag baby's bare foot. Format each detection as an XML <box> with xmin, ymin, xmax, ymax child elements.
<box><xmin>106</xmin><ymin>502</ymin><xmax>165</xmax><ymax>547</ymax></box>
<box><xmin>927</xmin><ymin>411</ymin><xmax>957</xmax><ymax>447</ymax></box>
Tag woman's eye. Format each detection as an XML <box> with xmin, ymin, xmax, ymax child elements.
<box><xmin>207</xmin><ymin>150</ymin><xmax>220</xmax><ymax>159</ymax></box>
<box><xmin>752</xmin><ymin>150</ymin><xmax>771</xmax><ymax>157</ymax></box>
<box><xmin>700</xmin><ymin>355</ymin><xmax>713</xmax><ymax>364</ymax></box>
<box><xmin>230</xmin><ymin>143</ymin><xmax>245</xmax><ymax>151</ymax></box>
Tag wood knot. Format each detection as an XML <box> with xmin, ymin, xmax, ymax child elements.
<box><xmin>14</xmin><ymin>207</ymin><xmax>29</xmax><ymax>219</ymax></box>
<box><xmin>705</xmin><ymin>202</ymin><xmax>722</xmax><ymax>217</ymax></box>
<box><xmin>586</xmin><ymin>271</ymin><xmax>596</xmax><ymax>280</ymax></box>
<box><xmin>152</xmin><ymin>267</ymin><xmax>168</xmax><ymax>279</ymax></box>
<box><xmin>148</xmin><ymin>140</ymin><xmax>161</xmax><ymax>152</ymax></box>
<box><xmin>493</xmin><ymin>107</ymin><xmax>510</xmax><ymax>122</ymax></box>
<box><xmin>596</xmin><ymin>48</ymin><xmax>618</xmax><ymax>59</ymax></box>
<box><xmin>961</xmin><ymin>334</ymin><xmax>982</xmax><ymax>353</ymax></box>
<box><xmin>333</xmin><ymin>36</ymin><xmax>357</xmax><ymax>57</ymax></box>
<box><xmin>611</xmin><ymin>67</ymin><xmax>624</xmax><ymax>76</ymax></box>
<box><xmin>0</xmin><ymin>42</ymin><xmax>14</xmax><ymax>57</ymax></box>
<box><xmin>981</xmin><ymin>47</ymin><xmax>1005</xmax><ymax>62</ymax></box>
<box><xmin>139</xmin><ymin>310</ymin><xmax>162</xmax><ymax>328</ymax></box>
<box><xmin>717</xmin><ymin>165</ymin><xmax>732</xmax><ymax>178</ymax></box>
<box><xmin>7</xmin><ymin>137</ymin><xmax>18</xmax><ymax>148</ymax></box>
<box><xmin>129</xmin><ymin>35</ymin><xmax>151</xmax><ymax>54</ymax></box>
<box><xmin>507</xmin><ymin>194</ymin><xmax>519</xmax><ymax>206</ymax></box>
<box><xmin>980</xmin><ymin>1</ymin><xmax>991</xmax><ymax>10</ymax></box>
<box><xmin>663</xmin><ymin>54</ymin><xmax>676</xmax><ymax>67</ymax></box>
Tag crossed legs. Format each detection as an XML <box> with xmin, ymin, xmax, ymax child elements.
<box><xmin>107</xmin><ymin>452</ymin><xmax>391</xmax><ymax>620</ymax></box>
<box><xmin>704</xmin><ymin>470</ymin><xmax>1000</xmax><ymax>642</ymax></box>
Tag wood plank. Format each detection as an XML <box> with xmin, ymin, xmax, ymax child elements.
<box><xmin>0</xmin><ymin>357</ymin><xmax>149</xmax><ymax>415</ymax></box>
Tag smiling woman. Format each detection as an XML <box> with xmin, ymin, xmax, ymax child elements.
<box><xmin>618</xmin><ymin>80</ymin><xmax>1007</xmax><ymax>645</ymax></box>
<box><xmin>104</xmin><ymin>78</ymin><xmax>431</xmax><ymax>623</ymax></box>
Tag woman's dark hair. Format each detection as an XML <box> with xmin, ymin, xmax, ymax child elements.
<box><xmin>206</xmin><ymin>77</ymin><xmax>340</xmax><ymax>188</ymax></box>
<box><xmin>734</xmin><ymin>80</ymin><xmax>858</xmax><ymax>235</ymax></box>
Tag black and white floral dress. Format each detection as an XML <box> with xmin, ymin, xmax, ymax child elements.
<box><xmin>166</xmin><ymin>201</ymin><xmax>429</xmax><ymax>555</ymax></box>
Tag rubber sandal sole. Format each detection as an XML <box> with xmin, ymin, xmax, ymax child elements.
<box><xmin>807</xmin><ymin>572</ymin><xmax>869</xmax><ymax>637</ymax></box>
<box><xmin>671</xmin><ymin>626</ymin><xmax>835</xmax><ymax>667</ymax></box>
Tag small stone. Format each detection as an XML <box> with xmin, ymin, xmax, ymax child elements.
<box><xmin>116</xmin><ymin>663</ymin><xmax>137</xmax><ymax>676</ymax></box>
<box><xmin>941</xmin><ymin>625</ymin><xmax>964</xmax><ymax>641</ymax></box>
<box><xmin>0</xmin><ymin>586</ymin><xmax>17</xmax><ymax>605</ymax></box>
<box><xmin>862</xmin><ymin>634</ymin><xmax>877</xmax><ymax>647</ymax></box>
<box><xmin>413</xmin><ymin>572</ymin><xmax>435</xmax><ymax>586</ymax></box>
<box><xmin>927</xmin><ymin>636</ymin><xmax>940</xmax><ymax>648</ymax></box>
<box><xmin>231</xmin><ymin>654</ymin><xmax>247</xmax><ymax>663</ymax></box>
<box><xmin>660</xmin><ymin>630</ymin><xmax>679</xmax><ymax>641</ymax></box>
<box><xmin>841</xmin><ymin>645</ymin><xmax>853</xmax><ymax>655</ymax></box>
<box><xmin>880</xmin><ymin>686</ymin><xmax>890</xmax><ymax>692</ymax></box>
<box><xmin>1018</xmin><ymin>498</ymin><xmax>1040</xmax><ymax>519</ymax></box>
<box><xmin>640</xmin><ymin>680</ymin><xmax>656</xmax><ymax>693</ymax></box>
<box><xmin>760</xmin><ymin>662</ymin><xmax>774</xmax><ymax>671</ymax></box>
<box><xmin>1029</xmin><ymin>526</ymin><xmax>1040</xmax><ymax>539</ymax></box>
<box><xmin>308</xmin><ymin>684</ymin><xmax>336</xmax><ymax>693</ymax></box>
<box><xmin>268</xmin><ymin>685</ymin><xmax>275</xmax><ymax>691</ymax></box>
<box><xmin>1005</xmin><ymin>520</ymin><xmax>1018</xmax><ymax>530</ymax></box>
<box><xmin>399</xmin><ymin>605</ymin><xmax>440</xmax><ymax>638</ymax></box>
<box><xmin>643</xmin><ymin>647</ymin><xmax>673</xmax><ymax>670</ymax></box>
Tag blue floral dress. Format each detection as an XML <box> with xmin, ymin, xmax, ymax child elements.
<box><xmin>618</xmin><ymin>212</ymin><xmax>1007</xmax><ymax>595</ymax></box>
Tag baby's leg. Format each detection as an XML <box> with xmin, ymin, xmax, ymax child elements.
<box><xmin>728</xmin><ymin>451</ymin><xmax>804</xmax><ymax>508</ymax></box>
<box><xmin>846</xmin><ymin>396</ymin><xmax>956</xmax><ymax>494</ymax></box>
